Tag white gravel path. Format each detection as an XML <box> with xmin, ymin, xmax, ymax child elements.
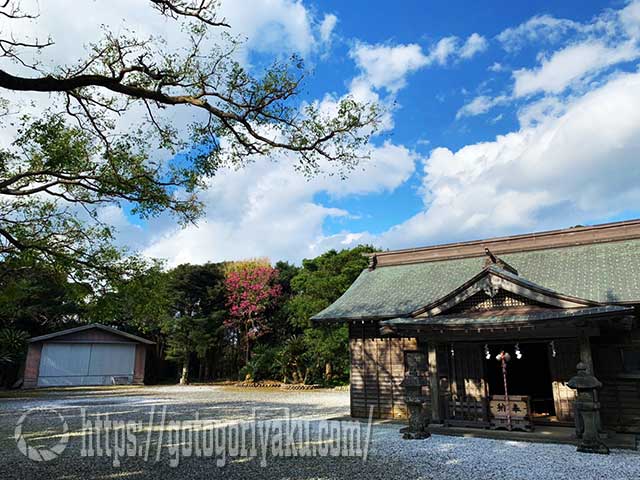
<box><xmin>0</xmin><ymin>385</ymin><xmax>638</xmax><ymax>479</ymax></box>
<box><xmin>368</xmin><ymin>427</ymin><xmax>640</xmax><ymax>480</ymax></box>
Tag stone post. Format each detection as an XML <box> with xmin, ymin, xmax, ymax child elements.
<box><xmin>567</xmin><ymin>362</ymin><xmax>609</xmax><ymax>455</ymax></box>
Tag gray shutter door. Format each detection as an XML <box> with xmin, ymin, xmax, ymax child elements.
<box><xmin>38</xmin><ymin>344</ymin><xmax>91</xmax><ymax>386</ymax></box>
<box><xmin>87</xmin><ymin>344</ymin><xmax>136</xmax><ymax>376</ymax></box>
<box><xmin>38</xmin><ymin>343</ymin><xmax>136</xmax><ymax>386</ymax></box>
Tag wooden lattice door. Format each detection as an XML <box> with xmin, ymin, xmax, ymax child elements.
<box><xmin>445</xmin><ymin>343</ymin><xmax>489</xmax><ymax>426</ymax></box>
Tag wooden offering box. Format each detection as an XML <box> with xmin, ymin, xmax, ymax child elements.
<box><xmin>489</xmin><ymin>395</ymin><xmax>533</xmax><ymax>431</ymax></box>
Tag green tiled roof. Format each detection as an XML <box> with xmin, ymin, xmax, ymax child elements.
<box><xmin>312</xmin><ymin>239</ymin><xmax>640</xmax><ymax>321</ymax></box>
<box><xmin>379</xmin><ymin>306</ymin><xmax>632</xmax><ymax>328</ymax></box>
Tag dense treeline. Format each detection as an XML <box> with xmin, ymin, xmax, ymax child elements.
<box><xmin>0</xmin><ymin>246</ymin><xmax>375</xmax><ymax>388</ymax></box>
<box><xmin>0</xmin><ymin>1</ymin><xmax>378</xmax><ymax>390</ymax></box>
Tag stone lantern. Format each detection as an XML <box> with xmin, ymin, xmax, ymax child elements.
<box><xmin>400</xmin><ymin>352</ymin><xmax>431</xmax><ymax>439</ymax></box>
<box><xmin>567</xmin><ymin>362</ymin><xmax>609</xmax><ymax>455</ymax></box>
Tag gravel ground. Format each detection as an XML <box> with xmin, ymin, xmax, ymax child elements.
<box><xmin>0</xmin><ymin>385</ymin><xmax>638</xmax><ymax>479</ymax></box>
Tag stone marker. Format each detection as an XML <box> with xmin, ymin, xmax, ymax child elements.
<box><xmin>400</xmin><ymin>352</ymin><xmax>431</xmax><ymax>439</ymax></box>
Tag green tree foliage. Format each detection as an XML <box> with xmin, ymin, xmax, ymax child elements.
<box><xmin>0</xmin><ymin>245</ymin><xmax>377</xmax><ymax>389</ymax></box>
<box><xmin>286</xmin><ymin>245</ymin><xmax>376</xmax><ymax>384</ymax></box>
<box><xmin>89</xmin><ymin>262</ymin><xmax>174</xmax><ymax>382</ymax></box>
<box><xmin>288</xmin><ymin>245</ymin><xmax>376</xmax><ymax>330</ymax></box>
<box><xmin>0</xmin><ymin>256</ymin><xmax>89</xmax><ymax>334</ymax></box>
<box><xmin>0</xmin><ymin>1</ymin><xmax>378</xmax><ymax>281</ymax></box>
<box><xmin>0</xmin><ymin>254</ymin><xmax>90</xmax><ymax>386</ymax></box>
<box><xmin>163</xmin><ymin>263</ymin><xmax>227</xmax><ymax>384</ymax></box>
<box><xmin>0</xmin><ymin>116</ymin><xmax>205</xmax><ymax>280</ymax></box>
<box><xmin>92</xmin><ymin>262</ymin><xmax>173</xmax><ymax>338</ymax></box>
<box><xmin>239</xmin><ymin>343</ymin><xmax>281</xmax><ymax>382</ymax></box>
<box><xmin>269</xmin><ymin>261</ymin><xmax>301</xmax><ymax>342</ymax></box>
<box><xmin>277</xmin><ymin>335</ymin><xmax>310</xmax><ymax>384</ymax></box>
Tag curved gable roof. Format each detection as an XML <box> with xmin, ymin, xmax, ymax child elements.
<box><xmin>412</xmin><ymin>264</ymin><xmax>600</xmax><ymax>318</ymax></box>
<box><xmin>312</xmin><ymin>238</ymin><xmax>640</xmax><ymax>321</ymax></box>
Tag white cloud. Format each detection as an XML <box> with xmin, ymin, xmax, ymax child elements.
<box><xmin>429</xmin><ymin>36</ymin><xmax>459</xmax><ymax>65</ymax></box>
<box><xmin>349</xmin><ymin>42</ymin><xmax>430</xmax><ymax>93</ymax></box>
<box><xmin>374</xmin><ymin>71</ymin><xmax>640</xmax><ymax>248</ymax></box>
<box><xmin>3</xmin><ymin>0</ymin><xmax>323</xmax><ymax>70</ymax></box>
<box><xmin>459</xmin><ymin>33</ymin><xmax>488</xmax><ymax>59</ymax></box>
<box><xmin>319</xmin><ymin>13</ymin><xmax>338</xmax><ymax>44</ymax></box>
<box><xmin>321</xmin><ymin>141</ymin><xmax>419</xmax><ymax>197</ymax></box>
<box><xmin>223</xmin><ymin>0</ymin><xmax>316</xmax><ymax>55</ymax></box>
<box><xmin>497</xmin><ymin>14</ymin><xmax>583</xmax><ymax>53</ymax></box>
<box><xmin>430</xmin><ymin>33</ymin><xmax>487</xmax><ymax>64</ymax></box>
<box><xmin>350</xmin><ymin>33</ymin><xmax>487</xmax><ymax>93</ymax></box>
<box><xmin>513</xmin><ymin>40</ymin><xmax>639</xmax><ymax>97</ymax></box>
<box><xmin>456</xmin><ymin>94</ymin><xmax>509</xmax><ymax>119</ymax></box>
<box><xmin>461</xmin><ymin>2</ymin><xmax>640</xmax><ymax>118</ymax></box>
<box><xmin>143</xmin><ymin>139</ymin><xmax>419</xmax><ymax>265</ymax></box>
<box><xmin>621</xmin><ymin>0</ymin><xmax>640</xmax><ymax>38</ymax></box>
<box><xmin>516</xmin><ymin>96</ymin><xmax>566</xmax><ymax>128</ymax></box>
<box><xmin>498</xmin><ymin>1</ymin><xmax>640</xmax><ymax>54</ymax></box>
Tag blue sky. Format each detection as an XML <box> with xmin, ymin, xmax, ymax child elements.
<box><xmin>25</xmin><ymin>0</ymin><xmax>640</xmax><ymax>265</ymax></box>
<box><xmin>306</xmin><ymin>0</ymin><xmax>636</xmax><ymax>235</ymax></box>
<box><xmin>147</xmin><ymin>0</ymin><xmax>640</xmax><ymax>264</ymax></box>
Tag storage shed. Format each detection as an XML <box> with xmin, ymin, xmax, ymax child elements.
<box><xmin>23</xmin><ymin>324</ymin><xmax>154</xmax><ymax>388</ymax></box>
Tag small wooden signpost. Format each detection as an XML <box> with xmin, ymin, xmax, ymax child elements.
<box><xmin>490</xmin><ymin>395</ymin><xmax>533</xmax><ymax>431</ymax></box>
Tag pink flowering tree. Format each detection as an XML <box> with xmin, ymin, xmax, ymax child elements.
<box><xmin>224</xmin><ymin>263</ymin><xmax>282</xmax><ymax>365</ymax></box>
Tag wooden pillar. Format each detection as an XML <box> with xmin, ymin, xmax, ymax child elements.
<box><xmin>428</xmin><ymin>342</ymin><xmax>441</xmax><ymax>424</ymax></box>
<box><xmin>578</xmin><ymin>331</ymin><xmax>602</xmax><ymax>432</ymax></box>
<box><xmin>578</xmin><ymin>332</ymin><xmax>594</xmax><ymax>375</ymax></box>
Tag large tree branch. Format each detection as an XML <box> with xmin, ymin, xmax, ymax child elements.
<box><xmin>0</xmin><ymin>69</ymin><xmax>374</xmax><ymax>160</ymax></box>
<box><xmin>0</xmin><ymin>0</ymin><xmax>378</xmax><ymax>283</ymax></box>
<box><xmin>0</xmin><ymin>227</ymin><xmax>24</xmax><ymax>249</ymax></box>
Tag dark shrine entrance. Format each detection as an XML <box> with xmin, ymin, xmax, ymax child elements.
<box><xmin>484</xmin><ymin>342</ymin><xmax>556</xmax><ymax>421</ymax></box>
<box><xmin>441</xmin><ymin>338</ymin><xmax>579</xmax><ymax>428</ymax></box>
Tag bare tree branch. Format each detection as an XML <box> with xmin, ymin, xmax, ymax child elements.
<box><xmin>149</xmin><ymin>0</ymin><xmax>230</xmax><ymax>27</ymax></box>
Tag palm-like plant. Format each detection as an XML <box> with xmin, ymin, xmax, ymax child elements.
<box><xmin>277</xmin><ymin>335</ymin><xmax>309</xmax><ymax>384</ymax></box>
<box><xmin>0</xmin><ymin>328</ymin><xmax>29</xmax><ymax>365</ymax></box>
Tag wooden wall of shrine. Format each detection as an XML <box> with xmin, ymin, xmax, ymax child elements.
<box><xmin>593</xmin><ymin>328</ymin><xmax>640</xmax><ymax>433</ymax></box>
<box><xmin>348</xmin><ymin>321</ymin><xmax>417</xmax><ymax>419</ymax></box>
<box><xmin>349</xmin><ymin>321</ymin><xmax>640</xmax><ymax>434</ymax></box>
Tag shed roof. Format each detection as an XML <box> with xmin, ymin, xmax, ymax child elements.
<box><xmin>312</xmin><ymin>237</ymin><xmax>640</xmax><ymax>321</ymax></box>
<box><xmin>28</xmin><ymin>323</ymin><xmax>155</xmax><ymax>344</ymax></box>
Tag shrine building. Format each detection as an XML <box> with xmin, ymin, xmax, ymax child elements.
<box><xmin>312</xmin><ymin>219</ymin><xmax>640</xmax><ymax>434</ymax></box>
